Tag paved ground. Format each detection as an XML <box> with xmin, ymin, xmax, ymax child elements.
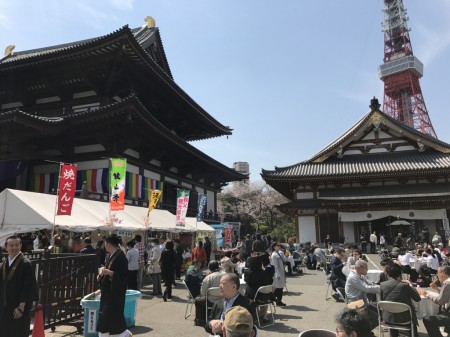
<box><xmin>45</xmin><ymin>254</ymin><xmax>429</xmax><ymax>337</ymax></box>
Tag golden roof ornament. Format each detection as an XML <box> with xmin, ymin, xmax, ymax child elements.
<box><xmin>4</xmin><ymin>45</ymin><xmax>15</xmax><ymax>57</ymax></box>
<box><xmin>144</xmin><ymin>16</ymin><xmax>156</xmax><ymax>28</ymax></box>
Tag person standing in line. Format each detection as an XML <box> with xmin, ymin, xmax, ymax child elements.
<box><xmin>95</xmin><ymin>240</ymin><xmax>106</xmax><ymax>266</ymax></box>
<box><xmin>369</xmin><ymin>231</ymin><xmax>377</xmax><ymax>254</ymax></box>
<box><xmin>420</xmin><ymin>266</ymin><xmax>450</xmax><ymax>337</ymax></box>
<box><xmin>80</xmin><ymin>237</ymin><xmax>96</xmax><ymax>254</ymax></box>
<box><xmin>191</xmin><ymin>240</ymin><xmax>207</xmax><ymax>268</ymax></box>
<box><xmin>174</xmin><ymin>239</ymin><xmax>184</xmax><ymax>281</ymax></box>
<box><xmin>147</xmin><ymin>238</ymin><xmax>162</xmax><ymax>296</ymax></box>
<box><xmin>159</xmin><ymin>240</ymin><xmax>176</xmax><ymax>302</ymax></box>
<box><xmin>359</xmin><ymin>233</ymin><xmax>367</xmax><ymax>254</ymax></box>
<box><xmin>97</xmin><ymin>235</ymin><xmax>132</xmax><ymax>337</ymax></box>
<box><xmin>204</xmin><ymin>237</ymin><xmax>212</xmax><ymax>265</ymax></box>
<box><xmin>271</xmin><ymin>243</ymin><xmax>287</xmax><ymax>306</ymax></box>
<box><xmin>324</xmin><ymin>234</ymin><xmax>333</xmax><ymax>250</ymax></box>
<box><xmin>126</xmin><ymin>240</ymin><xmax>139</xmax><ymax>290</ymax></box>
<box><xmin>0</xmin><ymin>236</ymin><xmax>39</xmax><ymax>337</ymax></box>
<box><xmin>133</xmin><ymin>234</ymin><xmax>146</xmax><ymax>291</ymax></box>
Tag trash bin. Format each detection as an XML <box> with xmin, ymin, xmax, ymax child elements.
<box><xmin>81</xmin><ymin>290</ymin><xmax>142</xmax><ymax>337</ymax></box>
<box><xmin>124</xmin><ymin>290</ymin><xmax>142</xmax><ymax>327</ymax></box>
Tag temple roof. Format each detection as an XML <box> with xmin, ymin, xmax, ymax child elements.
<box><xmin>0</xmin><ymin>94</ymin><xmax>245</xmax><ymax>187</ymax></box>
<box><xmin>0</xmin><ymin>25</ymin><xmax>232</xmax><ymax>141</ymax></box>
<box><xmin>262</xmin><ymin>107</ymin><xmax>450</xmax><ymax>198</ymax></box>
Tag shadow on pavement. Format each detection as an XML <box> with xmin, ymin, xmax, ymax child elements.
<box><xmin>130</xmin><ymin>325</ymin><xmax>152</xmax><ymax>335</ymax></box>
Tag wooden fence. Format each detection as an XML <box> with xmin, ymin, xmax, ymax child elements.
<box><xmin>2</xmin><ymin>252</ymin><xmax>98</xmax><ymax>332</ymax></box>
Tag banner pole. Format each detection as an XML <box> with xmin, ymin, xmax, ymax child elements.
<box><xmin>50</xmin><ymin>162</ymin><xmax>63</xmax><ymax>246</ymax></box>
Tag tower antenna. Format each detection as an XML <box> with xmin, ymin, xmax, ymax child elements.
<box><xmin>378</xmin><ymin>0</ymin><xmax>437</xmax><ymax>138</ymax></box>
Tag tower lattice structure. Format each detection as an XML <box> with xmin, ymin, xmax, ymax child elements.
<box><xmin>378</xmin><ymin>0</ymin><xmax>437</xmax><ymax>138</ymax></box>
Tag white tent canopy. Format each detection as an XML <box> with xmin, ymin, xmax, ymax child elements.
<box><xmin>0</xmin><ymin>189</ymin><xmax>199</xmax><ymax>245</ymax></box>
<box><xmin>185</xmin><ymin>217</ymin><xmax>215</xmax><ymax>232</ymax></box>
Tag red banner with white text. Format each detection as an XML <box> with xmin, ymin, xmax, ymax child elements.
<box><xmin>57</xmin><ymin>164</ymin><xmax>77</xmax><ymax>215</ymax></box>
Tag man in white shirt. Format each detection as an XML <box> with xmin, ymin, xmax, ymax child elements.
<box><xmin>345</xmin><ymin>260</ymin><xmax>380</xmax><ymax>331</ymax></box>
<box><xmin>420</xmin><ymin>266</ymin><xmax>450</xmax><ymax>337</ymax></box>
<box><xmin>369</xmin><ymin>231</ymin><xmax>377</xmax><ymax>254</ymax></box>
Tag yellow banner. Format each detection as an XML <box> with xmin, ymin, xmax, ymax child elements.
<box><xmin>147</xmin><ymin>189</ymin><xmax>162</xmax><ymax>216</ymax></box>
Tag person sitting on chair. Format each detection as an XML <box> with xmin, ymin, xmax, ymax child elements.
<box><xmin>330</xmin><ymin>248</ymin><xmax>347</xmax><ymax>302</ymax></box>
<box><xmin>222</xmin><ymin>306</ymin><xmax>257</xmax><ymax>337</ymax></box>
<box><xmin>185</xmin><ymin>260</ymin><xmax>203</xmax><ymax>298</ymax></box>
<box><xmin>420</xmin><ymin>266</ymin><xmax>450</xmax><ymax>337</ymax></box>
<box><xmin>380</xmin><ymin>262</ymin><xmax>420</xmax><ymax>337</ymax></box>
<box><xmin>205</xmin><ymin>273</ymin><xmax>257</xmax><ymax>336</ymax></box>
<box><xmin>194</xmin><ymin>260</ymin><xmax>224</xmax><ymax>327</ymax></box>
<box><xmin>335</xmin><ymin>308</ymin><xmax>372</xmax><ymax>337</ymax></box>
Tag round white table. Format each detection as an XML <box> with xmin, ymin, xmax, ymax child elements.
<box><xmin>414</xmin><ymin>293</ymin><xmax>439</xmax><ymax>319</ymax></box>
<box><xmin>366</xmin><ymin>269</ymin><xmax>383</xmax><ymax>283</ymax></box>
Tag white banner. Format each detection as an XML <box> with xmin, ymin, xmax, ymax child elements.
<box><xmin>339</xmin><ymin>209</ymin><xmax>447</xmax><ymax>222</ymax></box>
<box><xmin>87</xmin><ymin>309</ymin><xmax>97</xmax><ymax>333</ymax></box>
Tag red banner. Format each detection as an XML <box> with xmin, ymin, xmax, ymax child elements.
<box><xmin>224</xmin><ymin>225</ymin><xmax>234</xmax><ymax>248</ymax></box>
<box><xmin>57</xmin><ymin>164</ymin><xmax>77</xmax><ymax>215</ymax></box>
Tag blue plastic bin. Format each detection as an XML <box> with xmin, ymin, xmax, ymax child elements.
<box><xmin>80</xmin><ymin>290</ymin><xmax>142</xmax><ymax>337</ymax></box>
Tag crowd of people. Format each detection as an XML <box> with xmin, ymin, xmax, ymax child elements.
<box><xmin>322</xmin><ymin>231</ymin><xmax>450</xmax><ymax>337</ymax></box>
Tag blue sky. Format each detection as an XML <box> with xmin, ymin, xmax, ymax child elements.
<box><xmin>1</xmin><ymin>1</ymin><xmax>450</xmax><ymax>181</ymax></box>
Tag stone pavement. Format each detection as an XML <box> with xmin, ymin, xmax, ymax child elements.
<box><xmin>46</xmin><ymin>254</ymin><xmax>429</xmax><ymax>337</ymax></box>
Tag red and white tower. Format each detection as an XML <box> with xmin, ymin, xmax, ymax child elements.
<box><xmin>378</xmin><ymin>0</ymin><xmax>437</xmax><ymax>138</ymax></box>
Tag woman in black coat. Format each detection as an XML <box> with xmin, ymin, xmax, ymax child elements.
<box><xmin>159</xmin><ymin>240</ymin><xmax>176</xmax><ymax>301</ymax></box>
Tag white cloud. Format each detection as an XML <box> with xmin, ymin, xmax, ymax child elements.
<box><xmin>414</xmin><ymin>23</ymin><xmax>450</xmax><ymax>66</ymax></box>
<box><xmin>73</xmin><ymin>2</ymin><xmax>108</xmax><ymax>30</ymax></box>
<box><xmin>109</xmin><ymin>0</ymin><xmax>134</xmax><ymax>11</ymax></box>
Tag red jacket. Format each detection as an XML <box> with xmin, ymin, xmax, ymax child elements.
<box><xmin>191</xmin><ymin>247</ymin><xmax>207</xmax><ymax>265</ymax></box>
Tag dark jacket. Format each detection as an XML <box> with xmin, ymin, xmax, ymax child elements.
<box><xmin>380</xmin><ymin>278</ymin><xmax>421</xmax><ymax>325</ymax></box>
<box><xmin>204</xmin><ymin>293</ymin><xmax>257</xmax><ymax>334</ymax></box>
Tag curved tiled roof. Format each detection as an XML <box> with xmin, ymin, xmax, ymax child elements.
<box><xmin>262</xmin><ymin>150</ymin><xmax>450</xmax><ymax>180</ymax></box>
<box><xmin>0</xmin><ymin>25</ymin><xmax>232</xmax><ymax>140</ymax></box>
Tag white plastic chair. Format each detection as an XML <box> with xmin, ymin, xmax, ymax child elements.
<box><xmin>377</xmin><ymin>301</ymin><xmax>415</xmax><ymax>337</ymax></box>
<box><xmin>254</xmin><ymin>285</ymin><xmax>275</xmax><ymax>328</ymax></box>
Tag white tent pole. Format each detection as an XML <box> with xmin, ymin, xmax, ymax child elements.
<box><xmin>50</xmin><ymin>162</ymin><xmax>63</xmax><ymax>246</ymax></box>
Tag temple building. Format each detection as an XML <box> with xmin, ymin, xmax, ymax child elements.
<box><xmin>0</xmin><ymin>20</ymin><xmax>245</xmax><ymax>221</ymax></box>
<box><xmin>262</xmin><ymin>98</ymin><xmax>450</xmax><ymax>244</ymax></box>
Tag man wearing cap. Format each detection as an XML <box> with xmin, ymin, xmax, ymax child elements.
<box><xmin>205</xmin><ymin>273</ymin><xmax>257</xmax><ymax>335</ymax></box>
<box><xmin>222</xmin><ymin>306</ymin><xmax>256</xmax><ymax>337</ymax></box>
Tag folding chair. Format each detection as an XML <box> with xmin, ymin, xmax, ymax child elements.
<box><xmin>205</xmin><ymin>286</ymin><xmax>223</xmax><ymax>322</ymax></box>
<box><xmin>254</xmin><ymin>285</ymin><xmax>275</xmax><ymax>328</ymax></box>
<box><xmin>377</xmin><ymin>301</ymin><xmax>415</xmax><ymax>337</ymax></box>
<box><xmin>336</xmin><ymin>287</ymin><xmax>348</xmax><ymax>304</ymax></box>
<box><xmin>183</xmin><ymin>280</ymin><xmax>195</xmax><ymax>319</ymax></box>
<box><xmin>298</xmin><ymin>329</ymin><xmax>335</xmax><ymax>337</ymax></box>
<box><xmin>324</xmin><ymin>269</ymin><xmax>332</xmax><ymax>300</ymax></box>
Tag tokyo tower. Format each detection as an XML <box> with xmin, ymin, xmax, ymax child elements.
<box><xmin>378</xmin><ymin>0</ymin><xmax>437</xmax><ymax>138</ymax></box>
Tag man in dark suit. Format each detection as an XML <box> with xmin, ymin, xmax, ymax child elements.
<box><xmin>205</xmin><ymin>273</ymin><xmax>256</xmax><ymax>335</ymax></box>
<box><xmin>380</xmin><ymin>263</ymin><xmax>421</xmax><ymax>337</ymax></box>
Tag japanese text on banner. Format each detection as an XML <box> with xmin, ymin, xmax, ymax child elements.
<box><xmin>175</xmin><ymin>189</ymin><xmax>190</xmax><ymax>226</ymax></box>
<box><xmin>110</xmin><ymin>158</ymin><xmax>127</xmax><ymax>211</ymax></box>
<box><xmin>57</xmin><ymin>164</ymin><xmax>77</xmax><ymax>215</ymax></box>
<box><xmin>197</xmin><ymin>194</ymin><xmax>207</xmax><ymax>221</ymax></box>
